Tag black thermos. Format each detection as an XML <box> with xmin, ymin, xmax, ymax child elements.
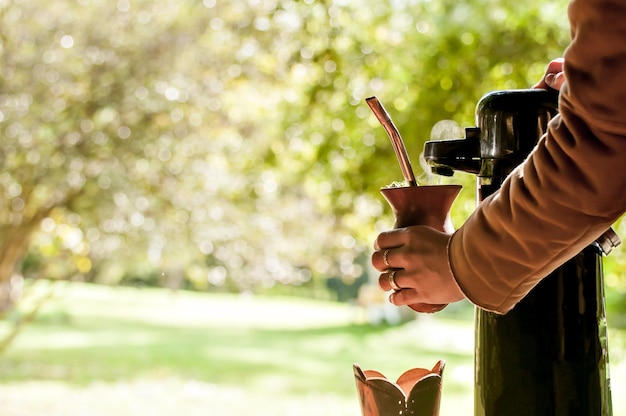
<box><xmin>424</xmin><ymin>89</ymin><xmax>614</xmax><ymax>415</ymax></box>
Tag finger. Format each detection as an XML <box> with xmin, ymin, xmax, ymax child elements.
<box><xmin>388</xmin><ymin>290</ymin><xmax>448</xmax><ymax>313</ymax></box>
<box><xmin>389</xmin><ymin>286</ymin><xmax>459</xmax><ymax>308</ymax></box>
<box><xmin>533</xmin><ymin>72</ymin><xmax>563</xmax><ymax>91</ymax></box>
<box><xmin>545</xmin><ymin>72</ymin><xmax>565</xmax><ymax>90</ymax></box>
<box><xmin>532</xmin><ymin>58</ymin><xmax>565</xmax><ymax>89</ymax></box>
<box><xmin>378</xmin><ymin>269</ymin><xmax>403</xmax><ymax>291</ymax></box>
<box><xmin>374</xmin><ymin>228</ymin><xmax>408</xmax><ymax>250</ymax></box>
<box><xmin>372</xmin><ymin>247</ymin><xmax>404</xmax><ymax>271</ymax></box>
<box><xmin>371</xmin><ymin>250</ymin><xmax>388</xmax><ymax>271</ymax></box>
<box><xmin>388</xmin><ymin>288</ymin><xmax>417</xmax><ymax>306</ymax></box>
<box><xmin>546</xmin><ymin>58</ymin><xmax>564</xmax><ymax>73</ymax></box>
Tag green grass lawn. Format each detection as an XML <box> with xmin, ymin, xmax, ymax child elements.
<box><xmin>0</xmin><ymin>281</ymin><xmax>625</xmax><ymax>415</ymax></box>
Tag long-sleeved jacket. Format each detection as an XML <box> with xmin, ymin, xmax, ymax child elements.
<box><xmin>449</xmin><ymin>0</ymin><xmax>626</xmax><ymax>314</ymax></box>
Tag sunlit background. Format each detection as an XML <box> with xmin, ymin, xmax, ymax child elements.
<box><xmin>1</xmin><ymin>0</ymin><xmax>625</xmax><ymax>414</ymax></box>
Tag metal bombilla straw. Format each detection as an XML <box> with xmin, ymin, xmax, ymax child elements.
<box><xmin>366</xmin><ymin>96</ymin><xmax>418</xmax><ymax>187</ymax></box>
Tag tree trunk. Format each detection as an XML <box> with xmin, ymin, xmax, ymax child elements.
<box><xmin>0</xmin><ymin>209</ymin><xmax>51</xmax><ymax>314</ymax></box>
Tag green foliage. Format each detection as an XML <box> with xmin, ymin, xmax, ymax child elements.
<box><xmin>1</xmin><ymin>0</ymin><xmax>624</xmax><ymax>316</ymax></box>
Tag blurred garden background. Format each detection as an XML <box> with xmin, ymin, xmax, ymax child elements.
<box><xmin>1</xmin><ymin>0</ymin><xmax>625</xmax><ymax>414</ymax></box>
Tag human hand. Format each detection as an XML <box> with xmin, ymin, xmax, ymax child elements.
<box><xmin>371</xmin><ymin>225</ymin><xmax>465</xmax><ymax>311</ymax></box>
<box><xmin>532</xmin><ymin>58</ymin><xmax>565</xmax><ymax>91</ymax></box>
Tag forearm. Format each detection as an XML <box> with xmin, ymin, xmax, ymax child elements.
<box><xmin>449</xmin><ymin>0</ymin><xmax>626</xmax><ymax>313</ymax></box>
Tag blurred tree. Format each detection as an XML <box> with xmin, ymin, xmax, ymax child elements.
<box><xmin>0</xmin><ymin>0</ymin><xmax>260</xmax><ymax>307</ymax></box>
<box><xmin>1</xmin><ymin>0</ymin><xmax>624</xmax><ymax>317</ymax></box>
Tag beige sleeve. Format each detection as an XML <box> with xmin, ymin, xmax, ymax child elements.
<box><xmin>448</xmin><ymin>0</ymin><xmax>626</xmax><ymax>314</ymax></box>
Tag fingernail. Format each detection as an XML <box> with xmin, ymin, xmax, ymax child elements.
<box><xmin>545</xmin><ymin>73</ymin><xmax>556</xmax><ymax>87</ymax></box>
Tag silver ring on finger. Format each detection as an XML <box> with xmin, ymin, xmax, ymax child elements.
<box><xmin>383</xmin><ymin>249</ymin><xmax>391</xmax><ymax>268</ymax></box>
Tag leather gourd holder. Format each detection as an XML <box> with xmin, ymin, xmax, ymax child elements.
<box><xmin>354</xmin><ymin>360</ymin><xmax>445</xmax><ymax>416</ymax></box>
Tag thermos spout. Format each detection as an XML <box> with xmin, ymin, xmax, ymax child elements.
<box><xmin>423</xmin><ymin>127</ymin><xmax>481</xmax><ymax>176</ymax></box>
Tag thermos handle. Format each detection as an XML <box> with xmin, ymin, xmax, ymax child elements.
<box><xmin>596</xmin><ymin>227</ymin><xmax>621</xmax><ymax>255</ymax></box>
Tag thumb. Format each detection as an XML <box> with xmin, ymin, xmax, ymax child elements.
<box><xmin>544</xmin><ymin>73</ymin><xmax>557</xmax><ymax>88</ymax></box>
<box><xmin>544</xmin><ymin>72</ymin><xmax>565</xmax><ymax>91</ymax></box>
